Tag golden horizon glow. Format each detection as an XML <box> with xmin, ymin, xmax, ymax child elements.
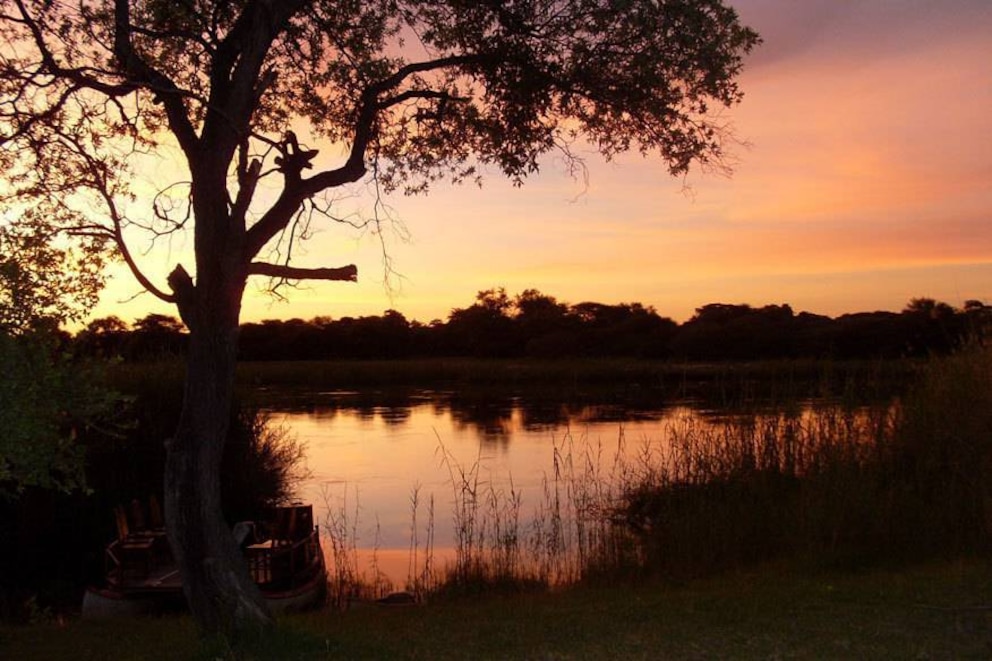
<box><xmin>88</xmin><ymin>0</ymin><xmax>992</xmax><ymax>328</ymax></box>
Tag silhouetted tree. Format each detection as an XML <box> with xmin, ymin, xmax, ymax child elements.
<box><xmin>963</xmin><ymin>300</ymin><xmax>992</xmax><ymax>339</ymax></box>
<box><xmin>447</xmin><ymin>288</ymin><xmax>519</xmax><ymax>356</ymax></box>
<box><xmin>0</xmin><ymin>1</ymin><xmax>758</xmax><ymax>633</ymax></box>
<box><xmin>74</xmin><ymin>317</ymin><xmax>130</xmax><ymax>360</ymax></box>
<box><xmin>514</xmin><ymin>289</ymin><xmax>574</xmax><ymax>357</ymax></box>
<box><xmin>902</xmin><ymin>298</ymin><xmax>959</xmax><ymax>355</ymax></box>
<box><xmin>127</xmin><ymin>314</ymin><xmax>187</xmax><ymax>359</ymax></box>
<box><xmin>671</xmin><ymin>303</ymin><xmax>797</xmax><ymax>360</ymax></box>
<box><xmin>830</xmin><ymin>311</ymin><xmax>909</xmax><ymax>359</ymax></box>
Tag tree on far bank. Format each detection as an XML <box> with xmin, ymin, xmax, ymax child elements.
<box><xmin>0</xmin><ymin>0</ymin><xmax>759</xmax><ymax>636</ymax></box>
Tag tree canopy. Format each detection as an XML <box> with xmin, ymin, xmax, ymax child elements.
<box><xmin>1</xmin><ymin>0</ymin><xmax>759</xmax><ymax>308</ymax></box>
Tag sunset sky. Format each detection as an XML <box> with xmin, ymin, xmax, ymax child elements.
<box><xmin>91</xmin><ymin>0</ymin><xmax>992</xmax><ymax>326</ymax></box>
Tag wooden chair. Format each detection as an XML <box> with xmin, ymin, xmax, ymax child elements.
<box><xmin>128</xmin><ymin>498</ymin><xmax>147</xmax><ymax>531</ymax></box>
<box><xmin>147</xmin><ymin>494</ymin><xmax>165</xmax><ymax>530</ymax></box>
<box><xmin>127</xmin><ymin>497</ymin><xmax>168</xmax><ymax>545</ymax></box>
<box><xmin>272</xmin><ymin>506</ymin><xmax>298</xmax><ymax>544</ymax></box>
<box><xmin>107</xmin><ymin>505</ymin><xmax>156</xmax><ymax>581</ymax></box>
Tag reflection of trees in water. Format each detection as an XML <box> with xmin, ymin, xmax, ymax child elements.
<box><xmin>448</xmin><ymin>397</ymin><xmax>515</xmax><ymax>447</ymax></box>
<box><xmin>266</xmin><ymin>388</ymin><xmax>678</xmax><ymax>446</ymax></box>
<box><xmin>518</xmin><ymin>400</ymin><xmax>570</xmax><ymax>431</ymax></box>
<box><xmin>571</xmin><ymin>404</ymin><xmax>666</xmax><ymax>424</ymax></box>
<box><xmin>257</xmin><ymin>384</ymin><xmax>904</xmax><ymax>460</ymax></box>
<box><xmin>378</xmin><ymin>406</ymin><xmax>412</xmax><ymax>426</ymax></box>
<box><xmin>343</xmin><ymin>401</ymin><xmax>421</xmax><ymax>425</ymax></box>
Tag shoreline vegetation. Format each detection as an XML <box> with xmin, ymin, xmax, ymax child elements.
<box><xmin>73</xmin><ymin>292</ymin><xmax>991</xmax><ymax>366</ymax></box>
<box><xmin>105</xmin><ymin>355</ymin><xmax>923</xmax><ymax>401</ymax></box>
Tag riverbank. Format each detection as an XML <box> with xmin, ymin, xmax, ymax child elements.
<box><xmin>103</xmin><ymin>356</ymin><xmax>917</xmax><ymax>407</ymax></box>
<box><xmin>3</xmin><ymin>560</ymin><xmax>990</xmax><ymax>659</ymax></box>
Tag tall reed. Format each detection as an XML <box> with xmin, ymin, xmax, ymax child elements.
<box><xmin>320</xmin><ymin>484</ymin><xmax>393</xmax><ymax>608</ymax></box>
<box><xmin>406</xmin><ymin>484</ymin><xmax>437</xmax><ymax>598</ymax></box>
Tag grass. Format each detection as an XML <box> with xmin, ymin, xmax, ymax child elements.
<box><xmin>3</xmin><ymin>560</ymin><xmax>990</xmax><ymax>659</ymax></box>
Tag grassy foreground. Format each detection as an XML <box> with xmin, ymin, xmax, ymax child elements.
<box><xmin>3</xmin><ymin>561</ymin><xmax>990</xmax><ymax>660</ymax></box>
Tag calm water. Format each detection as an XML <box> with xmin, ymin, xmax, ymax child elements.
<box><xmin>261</xmin><ymin>389</ymin><xmax>797</xmax><ymax>581</ymax></box>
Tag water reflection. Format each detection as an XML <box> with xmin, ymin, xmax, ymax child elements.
<box><xmin>260</xmin><ymin>388</ymin><xmax>683</xmax><ymax>447</ymax></box>
<box><xmin>266</xmin><ymin>390</ymin><xmax>721</xmax><ymax>547</ymax></box>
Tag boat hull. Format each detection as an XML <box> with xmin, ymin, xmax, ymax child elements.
<box><xmin>82</xmin><ymin>558</ymin><xmax>326</xmax><ymax>619</ymax></box>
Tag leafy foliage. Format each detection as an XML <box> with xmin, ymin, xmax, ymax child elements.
<box><xmin>0</xmin><ymin>332</ymin><xmax>116</xmax><ymax>498</ymax></box>
<box><xmin>0</xmin><ymin>210</ymin><xmax>109</xmax><ymax>499</ymax></box>
<box><xmin>0</xmin><ymin>224</ymin><xmax>105</xmax><ymax>335</ymax></box>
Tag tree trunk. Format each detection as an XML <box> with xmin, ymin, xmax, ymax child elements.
<box><xmin>164</xmin><ymin>312</ymin><xmax>274</xmax><ymax>635</ymax></box>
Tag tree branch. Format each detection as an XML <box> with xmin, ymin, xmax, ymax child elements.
<box><xmin>53</xmin><ymin>125</ymin><xmax>178</xmax><ymax>305</ymax></box>
<box><xmin>301</xmin><ymin>54</ymin><xmax>480</xmax><ymax>195</ymax></box>
<box><xmin>247</xmin><ymin>262</ymin><xmax>357</xmax><ymax>282</ymax></box>
<box><xmin>98</xmin><ymin>175</ymin><xmax>178</xmax><ymax>306</ymax></box>
<box><xmin>115</xmin><ymin>232</ymin><xmax>178</xmax><ymax>305</ymax></box>
<box><xmin>203</xmin><ymin>0</ymin><xmax>309</xmax><ymax>156</ymax></box>
<box><xmin>10</xmin><ymin>0</ymin><xmax>132</xmax><ymax>99</ymax></box>
<box><xmin>242</xmin><ymin>54</ymin><xmax>480</xmax><ymax>261</ymax></box>
<box><xmin>369</xmin><ymin>56</ymin><xmax>479</xmax><ymax>97</ymax></box>
<box><xmin>112</xmin><ymin>0</ymin><xmax>199</xmax><ymax>157</ymax></box>
<box><xmin>380</xmin><ymin>89</ymin><xmax>469</xmax><ymax>111</ymax></box>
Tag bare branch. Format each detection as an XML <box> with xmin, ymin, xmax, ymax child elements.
<box><xmin>247</xmin><ymin>262</ymin><xmax>358</xmax><ymax>282</ymax></box>
<box><xmin>53</xmin><ymin>123</ymin><xmax>178</xmax><ymax>305</ymax></box>
<box><xmin>231</xmin><ymin>154</ymin><xmax>262</xmax><ymax>228</ymax></box>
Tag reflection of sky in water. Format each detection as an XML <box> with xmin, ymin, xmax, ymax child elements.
<box><xmin>267</xmin><ymin>397</ymin><xmax>708</xmax><ymax>553</ymax></box>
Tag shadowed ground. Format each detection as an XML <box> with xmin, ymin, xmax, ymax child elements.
<box><xmin>3</xmin><ymin>560</ymin><xmax>990</xmax><ymax>660</ymax></box>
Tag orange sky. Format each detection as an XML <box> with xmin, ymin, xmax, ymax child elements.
<box><xmin>90</xmin><ymin>0</ymin><xmax>992</xmax><ymax>326</ymax></box>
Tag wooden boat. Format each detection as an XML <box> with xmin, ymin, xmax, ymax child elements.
<box><xmin>83</xmin><ymin>503</ymin><xmax>326</xmax><ymax>618</ymax></box>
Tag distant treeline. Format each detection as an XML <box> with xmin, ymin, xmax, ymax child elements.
<box><xmin>73</xmin><ymin>289</ymin><xmax>991</xmax><ymax>362</ymax></box>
